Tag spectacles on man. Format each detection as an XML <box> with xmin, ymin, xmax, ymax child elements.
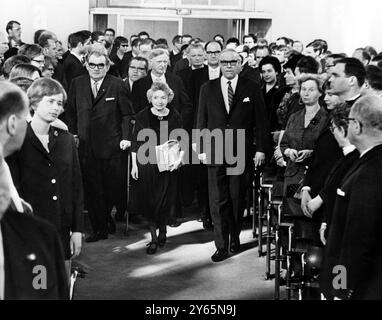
<box><xmin>220</xmin><ymin>60</ymin><xmax>239</xmax><ymax>67</ymax></box>
<box><xmin>207</xmin><ymin>51</ymin><xmax>221</xmax><ymax>55</ymax></box>
<box><xmin>120</xmin><ymin>44</ymin><xmax>129</xmax><ymax>48</ymax></box>
<box><xmin>344</xmin><ymin>117</ymin><xmax>363</xmax><ymax>129</ymax></box>
<box><xmin>88</xmin><ymin>63</ymin><xmax>106</xmax><ymax>70</ymax></box>
<box><xmin>129</xmin><ymin>66</ymin><xmax>146</xmax><ymax>72</ymax></box>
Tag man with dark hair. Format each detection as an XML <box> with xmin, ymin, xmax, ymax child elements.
<box><xmin>91</xmin><ymin>31</ymin><xmax>106</xmax><ymax>47</ymax></box>
<box><xmin>138</xmin><ymin>31</ymin><xmax>150</xmax><ymax>40</ymax></box>
<box><xmin>329</xmin><ymin>57</ymin><xmax>365</xmax><ymax>103</ymax></box>
<box><xmin>361</xmin><ymin>65</ymin><xmax>382</xmax><ymax>97</ymax></box>
<box><xmin>226</xmin><ymin>37</ymin><xmax>240</xmax><ymax>50</ymax></box>
<box><xmin>154</xmin><ymin>38</ymin><xmax>169</xmax><ymax>49</ymax></box>
<box><xmin>242</xmin><ymin>34</ymin><xmax>257</xmax><ymax>49</ymax></box>
<box><xmin>104</xmin><ymin>28</ymin><xmax>115</xmax><ymax>49</ymax></box>
<box><xmin>119</xmin><ymin>38</ymin><xmax>141</xmax><ymax>79</ymax></box>
<box><xmin>352</xmin><ymin>48</ymin><xmax>371</xmax><ymax>66</ymax></box>
<box><xmin>62</xmin><ymin>31</ymin><xmax>92</xmax><ymax>91</ymax></box>
<box><xmin>33</xmin><ymin>29</ymin><xmax>46</xmax><ymax>44</ymax></box>
<box><xmin>1</xmin><ymin>55</ymin><xmax>31</xmax><ymax>79</ymax></box>
<box><xmin>169</xmin><ymin>35</ymin><xmax>183</xmax><ymax>72</ymax></box>
<box><xmin>4</xmin><ymin>21</ymin><xmax>24</xmax><ymax>60</ymax></box>
<box><xmin>295</xmin><ymin>55</ymin><xmax>320</xmax><ymax>75</ymax></box>
<box><xmin>325</xmin><ymin>53</ymin><xmax>347</xmax><ymax>76</ymax></box>
<box><xmin>213</xmin><ymin>34</ymin><xmax>225</xmax><ymax>46</ymax></box>
<box><xmin>0</xmin><ymin>81</ymin><xmax>69</xmax><ymax>299</ymax></box>
<box><xmin>181</xmin><ymin>34</ymin><xmax>192</xmax><ymax>46</ymax></box>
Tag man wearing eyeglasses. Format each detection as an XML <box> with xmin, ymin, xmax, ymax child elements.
<box><xmin>323</xmin><ymin>95</ymin><xmax>382</xmax><ymax>300</ymax></box>
<box><xmin>197</xmin><ymin>49</ymin><xmax>269</xmax><ymax>262</ymax></box>
<box><xmin>66</xmin><ymin>46</ymin><xmax>133</xmax><ymax>243</ymax></box>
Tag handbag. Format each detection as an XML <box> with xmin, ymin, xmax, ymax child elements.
<box><xmin>155</xmin><ymin>140</ymin><xmax>181</xmax><ymax>172</ymax></box>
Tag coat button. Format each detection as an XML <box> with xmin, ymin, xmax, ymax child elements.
<box><xmin>53</xmin><ymin>196</ymin><xmax>58</xmax><ymax>201</ymax></box>
<box><xmin>51</xmin><ymin>179</ymin><xmax>56</xmax><ymax>184</ymax></box>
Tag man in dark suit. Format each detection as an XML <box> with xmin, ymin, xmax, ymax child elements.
<box><xmin>169</xmin><ymin>35</ymin><xmax>183</xmax><ymax>73</ymax></box>
<box><xmin>197</xmin><ymin>49</ymin><xmax>270</xmax><ymax>262</ymax></box>
<box><xmin>0</xmin><ymin>81</ymin><xmax>68</xmax><ymax>300</ymax></box>
<box><xmin>66</xmin><ymin>46</ymin><xmax>133</xmax><ymax>242</ymax></box>
<box><xmin>321</xmin><ymin>96</ymin><xmax>382</xmax><ymax>300</ymax></box>
<box><xmin>62</xmin><ymin>31</ymin><xmax>91</xmax><ymax>92</ymax></box>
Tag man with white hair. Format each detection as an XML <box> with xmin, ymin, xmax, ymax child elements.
<box><xmin>321</xmin><ymin>95</ymin><xmax>382</xmax><ymax>300</ymax></box>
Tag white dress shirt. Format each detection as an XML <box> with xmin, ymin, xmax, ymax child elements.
<box><xmin>208</xmin><ymin>65</ymin><xmax>220</xmax><ymax>80</ymax></box>
<box><xmin>343</xmin><ymin>145</ymin><xmax>356</xmax><ymax>156</ymax></box>
<box><xmin>221</xmin><ymin>75</ymin><xmax>238</xmax><ymax>113</ymax></box>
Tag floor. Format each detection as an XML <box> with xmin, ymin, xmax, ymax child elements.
<box><xmin>73</xmin><ymin>212</ymin><xmax>280</xmax><ymax>300</ymax></box>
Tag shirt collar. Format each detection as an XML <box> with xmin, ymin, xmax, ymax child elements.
<box><xmin>343</xmin><ymin>145</ymin><xmax>356</xmax><ymax>156</ymax></box>
<box><xmin>221</xmin><ymin>75</ymin><xmax>239</xmax><ymax>88</ymax></box>
<box><xmin>151</xmin><ymin>73</ymin><xmax>166</xmax><ymax>83</ymax></box>
<box><xmin>71</xmin><ymin>51</ymin><xmax>84</xmax><ymax>63</ymax></box>
<box><xmin>346</xmin><ymin>94</ymin><xmax>361</xmax><ymax>103</ymax></box>
<box><xmin>360</xmin><ymin>146</ymin><xmax>377</xmax><ymax>158</ymax></box>
<box><xmin>90</xmin><ymin>77</ymin><xmax>105</xmax><ymax>88</ymax></box>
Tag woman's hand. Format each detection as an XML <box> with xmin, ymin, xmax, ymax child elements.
<box><xmin>285</xmin><ymin>148</ymin><xmax>299</xmax><ymax>162</ymax></box>
<box><xmin>131</xmin><ymin>165</ymin><xmax>139</xmax><ymax>180</ymax></box>
<box><xmin>70</xmin><ymin>232</ymin><xmax>82</xmax><ymax>258</ymax></box>
<box><xmin>296</xmin><ymin>150</ymin><xmax>313</xmax><ymax>163</ymax></box>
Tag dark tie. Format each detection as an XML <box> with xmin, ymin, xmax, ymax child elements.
<box><xmin>227</xmin><ymin>80</ymin><xmax>234</xmax><ymax>110</ymax></box>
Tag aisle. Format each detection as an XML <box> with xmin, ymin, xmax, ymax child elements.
<box><xmin>73</xmin><ymin>219</ymin><xmax>275</xmax><ymax>300</ymax></box>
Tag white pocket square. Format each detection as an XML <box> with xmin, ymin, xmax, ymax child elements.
<box><xmin>337</xmin><ymin>188</ymin><xmax>346</xmax><ymax>197</ymax></box>
<box><xmin>243</xmin><ymin>97</ymin><xmax>250</xmax><ymax>102</ymax></box>
<box><xmin>105</xmin><ymin>97</ymin><xmax>115</xmax><ymax>101</ymax></box>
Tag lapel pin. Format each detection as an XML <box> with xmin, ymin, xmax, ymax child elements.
<box><xmin>54</xmin><ymin>131</ymin><xmax>58</xmax><ymax>137</ymax></box>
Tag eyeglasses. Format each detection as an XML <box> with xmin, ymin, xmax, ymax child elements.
<box><xmin>344</xmin><ymin>117</ymin><xmax>363</xmax><ymax>129</ymax></box>
<box><xmin>220</xmin><ymin>60</ymin><xmax>240</xmax><ymax>67</ymax></box>
<box><xmin>207</xmin><ymin>51</ymin><xmax>221</xmax><ymax>55</ymax></box>
<box><xmin>120</xmin><ymin>44</ymin><xmax>129</xmax><ymax>47</ymax></box>
<box><xmin>88</xmin><ymin>63</ymin><xmax>106</xmax><ymax>70</ymax></box>
<box><xmin>129</xmin><ymin>66</ymin><xmax>146</xmax><ymax>72</ymax></box>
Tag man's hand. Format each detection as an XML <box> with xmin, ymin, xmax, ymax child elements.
<box><xmin>120</xmin><ymin>140</ymin><xmax>131</xmax><ymax>150</ymax></box>
<box><xmin>70</xmin><ymin>232</ymin><xmax>82</xmax><ymax>258</ymax></box>
<box><xmin>198</xmin><ymin>153</ymin><xmax>207</xmax><ymax>165</ymax></box>
<box><xmin>307</xmin><ymin>196</ymin><xmax>323</xmax><ymax>215</ymax></box>
<box><xmin>131</xmin><ymin>165</ymin><xmax>138</xmax><ymax>180</ymax></box>
<box><xmin>301</xmin><ymin>189</ymin><xmax>313</xmax><ymax>218</ymax></box>
<box><xmin>254</xmin><ymin>152</ymin><xmax>265</xmax><ymax>168</ymax></box>
<box><xmin>320</xmin><ymin>224</ymin><xmax>327</xmax><ymax>246</ymax></box>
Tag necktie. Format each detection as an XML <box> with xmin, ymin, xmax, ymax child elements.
<box><xmin>227</xmin><ymin>80</ymin><xmax>234</xmax><ymax>110</ymax></box>
<box><xmin>92</xmin><ymin>81</ymin><xmax>99</xmax><ymax>98</ymax></box>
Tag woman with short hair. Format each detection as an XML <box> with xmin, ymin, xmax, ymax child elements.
<box><xmin>131</xmin><ymin>82</ymin><xmax>184</xmax><ymax>255</ymax></box>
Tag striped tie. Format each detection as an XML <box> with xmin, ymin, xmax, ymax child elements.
<box><xmin>227</xmin><ymin>80</ymin><xmax>234</xmax><ymax>110</ymax></box>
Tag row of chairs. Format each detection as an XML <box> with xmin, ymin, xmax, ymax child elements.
<box><xmin>251</xmin><ymin>167</ymin><xmax>323</xmax><ymax>300</ymax></box>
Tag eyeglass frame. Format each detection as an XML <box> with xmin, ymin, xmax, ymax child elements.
<box><xmin>206</xmin><ymin>50</ymin><xmax>221</xmax><ymax>55</ymax></box>
<box><xmin>343</xmin><ymin>117</ymin><xmax>364</xmax><ymax>130</ymax></box>
<box><xmin>129</xmin><ymin>66</ymin><xmax>146</xmax><ymax>72</ymax></box>
<box><xmin>220</xmin><ymin>60</ymin><xmax>240</xmax><ymax>67</ymax></box>
<box><xmin>88</xmin><ymin>62</ymin><xmax>106</xmax><ymax>70</ymax></box>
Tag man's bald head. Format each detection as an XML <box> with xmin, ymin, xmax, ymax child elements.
<box><xmin>351</xmin><ymin>95</ymin><xmax>382</xmax><ymax>133</ymax></box>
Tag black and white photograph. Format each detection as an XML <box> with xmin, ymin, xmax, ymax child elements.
<box><xmin>1</xmin><ymin>0</ymin><xmax>382</xmax><ymax>307</ymax></box>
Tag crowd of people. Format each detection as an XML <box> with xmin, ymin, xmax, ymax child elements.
<box><xmin>1</xmin><ymin>19</ymin><xmax>382</xmax><ymax>300</ymax></box>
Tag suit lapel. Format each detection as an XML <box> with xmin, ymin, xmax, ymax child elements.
<box><xmin>214</xmin><ymin>78</ymin><xmax>228</xmax><ymax>115</ymax></box>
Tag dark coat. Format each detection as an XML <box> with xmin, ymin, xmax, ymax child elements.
<box><xmin>62</xmin><ymin>53</ymin><xmax>87</xmax><ymax>91</ymax></box>
<box><xmin>7</xmin><ymin>124</ymin><xmax>84</xmax><ymax>233</ymax></box>
<box><xmin>66</xmin><ymin>74</ymin><xmax>133</xmax><ymax>160</ymax></box>
<box><xmin>1</xmin><ymin>209</ymin><xmax>69</xmax><ymax>300</ymax></box>
<box><xmin>322</xmin><ymin>145</ymin><xmax>382</xmax><ymax>300</ymax></box>
<box><xmin>131</xmin><ymin>71</ymin><xmax>193</xmax><ymax>130</ymax></box>
<box><xmin>197</xmin><ymin>76</ymin><xmax>270</xmax><ymax>167</ymax></box>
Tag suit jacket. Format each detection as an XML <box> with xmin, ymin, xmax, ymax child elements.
<box><xmin>131</xmin><ymin>71</ymin><xmax>193</xmax><ymax>130</ymax></box>
<box><xmin>7</xmin><ymin>124</ymin><xmax>84</xmax><ymax>233</ymax></box>
<box><xmin>1</xmin><ymin>209</ymin><xmax>69</xmax><ymax>300</ymax></box>
<box><xmin>66</xmin><ymin>74</ymin><xmax>133</xmax><ymax>159</ymax></box>
<box><xmin>169</xmin><ymin>51</ymin><xmax>183</xmax><ymax>72</ymax></box>
<box><xmin>322</xmin><ymin>145</ymin><xmax>382</xmax><ymax>300</ymax></box>
<box><xmin>240</xmin><ymin>65</ymin><xmax>261</xmax><ymax>85</ymax></box>
<box><xmin>197</xmin><ymin>76</ymin><xmax>270</xmax><ymax>167</ymax></box>
<box><xmin>62</xmin><ymin>53</ymin><xmax>87</xmax><ymax>92</ymax></box>
<box><xmin>177</xmin><ymin>66</ymin><xmax>209</xmax><ymax>130</ymax></box>
<box><xmin>319</xmin><ymin>149</ymin><xmax>359</xmax><ymax>226</ymax></box>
